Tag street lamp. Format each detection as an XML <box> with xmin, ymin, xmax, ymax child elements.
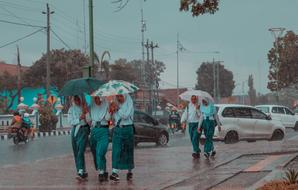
<box><xmin>55</xmin><ymin>98</ymin><xmax>64</xmax><ymax>128</ymax></box>
<box><xmin>30</xmin><ymin>97</ymin><xmax>40</xmax><ymax>129</ymax></box>
<box><xmin>17</xmin><ymin>97</ymin><xmax>28</xmax><ymax>116</ymax></box>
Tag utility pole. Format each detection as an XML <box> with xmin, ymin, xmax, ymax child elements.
<box><xmin>213</xmin><ymin>59</ymin><xmax>216</xmax><ymax>99</ymax></box>
<box><xmin>89</xmin><ymin>0</ymin><xmax>94</xmax><ymax>77</ymax></box>
<box><xmin>141</xmin><ymin>8</ymin><xmax>146</xmax><ymax>111</ymax></box>
<box><xmin>83</xmin><ymin>0</ymin><xmax>87</xmax><ymax>53</ymax></box>
<box><xmin>242</xmin><ymin>81</ymin><xmax>245</xmax><ymax>104</ymax></box>
<box><xmin>176</xmin><ymin>33</ymin><xmax>185</xmax><ymax>107</ymax></box>
<box><xmin>144</xmin><ymin>39</ymin><xmax>151</xmax><ymax>113</ymax></box>
<box><xmin>141</xmin><ymin>9</ymin><xmax>146</xmax><ymax>63</ymax></box>
<box><xmin>211</xmin><ymin>60</ymin><xmax>223</xmax><ymax>102</ymax></box>
<box><xmin>268</xmin><ymin>27</ymin><xmax>285</xmax><ymax>103</ymax></box>
<box><xmin>150</xmin><ymin>41</ymin><xmax>158</xmax><ymax>115</ymax></box>
<box><xmin>216</xmin><ymin>62</ymin><xmax>220</xmax><ymax>101</ymax></box>
<box><xmin>42</xmin><ymin>3</ymin><xmax>54</xmax><ymax>98</ymax></box>
<box><xmin>16</xmin><ymin>45</ymin><xmax>21</xmax><ymax>103</ymax></box>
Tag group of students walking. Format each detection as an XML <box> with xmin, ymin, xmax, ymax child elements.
<box><xmin>181</xmin><ymin>95</ymin><xmax>222</xmax><ymax>159</ymax></box>
<box><xmin>67</xmin><ymin>93</ymin><xmax>220</xmax><ymax>182</ymax></box>
<box><xmin>67</xmin><ymin>94</ymin><xmax>134</xmax><ymax>182</ymax></box>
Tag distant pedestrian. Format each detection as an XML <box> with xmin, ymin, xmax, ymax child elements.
<box><xmin>198</xmin><ymin>98</ymin><xmax>221</xmax><ymax>159</ymax></box>
<box><xmin>181</xmin><ymin>95</ymin><xmax>201</xmax><ymax>159</ymax></box>
<box><xmin>168</xmin><ymin>108</ymin><xmax>180</xmax><ymax>133</ymax></box>
<box><xmin>88</xmin><ymin>96</ymin><xmax>111</xmax><ymax>182</ymax></box>
<box><xmin>110</xmin><ymin>94</ymin><xmax>135</xmax><ymax>182</ymax></box>
<box><xmin>68</xmin><ymin>95</ymin><xmax>89</xmax><ymax>181</ymax></box>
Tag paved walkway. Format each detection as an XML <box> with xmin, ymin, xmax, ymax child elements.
<box><xmin>0</xmin><ymin>136</ymin><xmax>298</xmax><ymax>190</ymax></box>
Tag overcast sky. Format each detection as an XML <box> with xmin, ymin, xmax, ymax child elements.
<box><xmin>0</xmin><ymin>0</ymin><xmax>297</xmax><ymax>95</ymax></box>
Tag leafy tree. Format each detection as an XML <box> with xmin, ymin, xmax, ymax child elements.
<box><xmin>0</xmin><ymin>71</ymin><xmax>19</xmax><ymax>113</ymax></box>
<box><xmin>113</xmin><ymin>0</ymin><xmax>220</xmax><ymax>16</ymax></box>
<box><xmin>267</xmin><ymin>31</ymin><xmax>298</xmax><ymax>91</ymax></box>
<box><xmin>248</xmin><ymin>75</ymin><xmax>257</xmax><ymax>105</ymax></box>
<box><xmin>109</xmin><ymin>59</ymin><xmax>138</xmax><ymax>82</ymax></box>
<box><xmin>195</xmin><ymin>62</ymin><xmax>235</xmax><ymax>97</ymax></box>
<box><xmin>24</xmin><ymin>49</ymin><xmax>89</xmax><ymax>89</ymax></box>
<box><xmin>180</xmin><ymin>0</ymin><xmax>220</xmax><ymax>16</ymax></box>
<box><xmin>109</xmin><ymin>59</ymin><xmax>166</xmax><ymax>86</ymax></box>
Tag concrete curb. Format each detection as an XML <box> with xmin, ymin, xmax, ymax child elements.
<box><xmin>0</xmin><ymin>130</ymin><xmax>71</xmax><ymax>141</ymax></box>
<box><xmin>160</xmin><ymin>151</ymin><xmax>298</xmax><ymax>190</ymax></box>
<box><xmin>247</xmin><ymin>153</ymin><xmax>298</xmax><ymax>190</ymax></box>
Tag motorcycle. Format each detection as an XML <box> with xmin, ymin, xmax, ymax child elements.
<box><xmin>168</xmin><ymin>121</ymin><xmax>185</xmax><ymax>134</ymax></box>
<box><xmin>8</xmin><ymin>127</ymin><xmax>28</xmax><ymax>145</ymax></box>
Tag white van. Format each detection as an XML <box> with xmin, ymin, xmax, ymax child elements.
<box><xmin>203</xmin><ymin>104</ymin><xmax>285</xmax><ymax>144</ymax></box>
<box><xmin>256</xmin><ymin>105</ymin><xmax>298</xmax><ymax>130</ymax></box>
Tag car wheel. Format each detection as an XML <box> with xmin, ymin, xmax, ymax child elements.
<box><xmin>294</xmin><ymin>122</ymin><xmax>298</xmax><ymax>131</ymax></box>
<box><xmin>271</xmin><ymin>129</ymin><xmax>284</xmax><ymax>141</ymax></box>
<box><xmin>224</xmin><ymin>131</ymin><xmax>239</xmax><ymax>144</ymax></box>
<box><xmin>156</xmin><ymin>132</ymin><xmax>168</xmax><ymax>146</ymax></box>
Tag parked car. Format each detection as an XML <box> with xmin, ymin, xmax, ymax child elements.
<box><xmin>206</xmin><ymin>104</ymin><xmax>285</xmax><ymax>144</ymax></box>
<box><xmin>110</xmin><ymin>111</ymin><xmax>169</xmax><ymax>146</ymax></box>
<box><xmin>255</xmin><ymin>105</ymin><xmax>298</xmax><ymax>130</ymax></box>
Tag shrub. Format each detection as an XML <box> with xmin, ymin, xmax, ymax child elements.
<box><xmin>39</xmin><ymin>103</ymin><xmax>58</xmax><ymax>132</ymax></box>
<box><xmin>284</xmin><ymin>168</ymin><xmax>298</xmax><ymax>184</ymax></box>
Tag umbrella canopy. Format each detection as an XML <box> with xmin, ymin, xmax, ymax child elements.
<box><xmin>179</xmin><ymin>90</ymin><xmax>214</xmax><ymax>102</ymax></box>
<box><xmin>58</xmin><ymin>77</ymin><xmax>103</xmax><ymax>96</ymax></box>
<box><xmin>92</xmin><ymin>80</ymin><xmax>139</xmax><ymax>97</ymax></box>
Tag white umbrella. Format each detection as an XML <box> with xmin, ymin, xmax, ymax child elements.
<box><xmin>179</xmin><ymin>90</ymin><xmax>214</xmax><ymax>102</ymax></box>
<box><xmin>91</xmin><ymin>80</ymin><xmax>139</xmax><ymax>97</ymax></box>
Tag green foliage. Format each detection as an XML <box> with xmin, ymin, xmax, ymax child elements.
<box><xmin>109</xmin><ymin>59</ymin><xmax>137</xmax><ymax>82</ymax></box>
<box><xmin>39</xmin><ymin>103</ymin><xmax>58</xmax><ymax>132</ymax></box>
<box><xmin>23</xmin><ymin>49</ymin><xmax>89</xmax><ymax>89</ymax></box>
<box><xmin>180</xmin><ymin>0</ymin><xmax>220</xmax><ymax>16</ymax></box>
<box><xmin>267</xmin><ymin>31</ymin><xmax>298</xmax><ymax>92</ymax></box>
<box><xmin>195</xmin><ymin>62</ymin><xmax>235</xmax><ymax>97</ymax></box>
<box><xmin>109</xmin><ymin>59</ymin><xmax>166</xmax><ymax>85</ymax></box>
<box><xmin>284</xmin><ymin>168</ymin><xmax>298</xmax><ymax>184</ymax></box>
<box><xmin>248</xmin><ymin>75</ymin><xmax>257</xmax><ymax>105</ymax></box>
<box><xmin>0</xmin><ymin>71</ymin><xmax>19</xmax><ymax>113</ymax></box>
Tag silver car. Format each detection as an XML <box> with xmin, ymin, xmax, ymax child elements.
<box><xmin>211</xmin><ymin>104</ymin><xmax>285</xmax><ymax>144</ymax></box>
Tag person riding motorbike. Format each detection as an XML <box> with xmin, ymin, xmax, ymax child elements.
<box><xmin>8</xmin><ymin>111</ymin><xmax>23</xmax><ymax>139</ymax></box>
<box><xmin>168</xmin><ymin>108</ymin><xmax>181</xmax><ymax>134</ymax></box>
<box><xmin>22</xmin><ymin>113</ymin><xmax>34</xmax><ymax>140</ymax></box>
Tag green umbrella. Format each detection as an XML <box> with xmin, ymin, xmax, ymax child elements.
<box><xmin>59</xmin><ymin>77</ymin><xmax>103</xmax><ymax>96</ymax></box>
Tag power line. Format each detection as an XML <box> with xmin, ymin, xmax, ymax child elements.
<box><xmin>0</xmin><ymin>19</ymin><xmax>45</xmax><ymax>28</ymax></box>
<box><xmin>0</xmin><ymin>1</ymin><xmax>40</xmax><ymax>12</ymax></box>
<box><xmin>0</xmin><ymin>6</ymin><xmax>31</xmax><ymax>26</ymax></box>
<box><xmin>0</xmin><ymin>28</ymin><xmax>44</xmax><ymax>49</ymax></box>
<box><xmin>51</xmin><ymin>29</ymin><xmax>71</xmax><ymax>49</ymax></box>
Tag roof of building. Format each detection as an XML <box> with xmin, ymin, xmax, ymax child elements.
<box><xmin>0</xmin><ymin>61</ymin><xmax>29</xmax><ymax>76</ymax></box>
<box><xmin>158</xmin><ymin>88</ymin><xmax>188</xmax><ymax>106</ymax></box>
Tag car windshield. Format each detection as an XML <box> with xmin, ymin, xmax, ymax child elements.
<box><xmin>256</xmin><ymin>107</ymin><xmax>269</xmax><ymax>114</ymax></box>
<box><xmin>272</xmin><ymin>107</ymin><xmax>285</xmax><ymax>114</ymax></box>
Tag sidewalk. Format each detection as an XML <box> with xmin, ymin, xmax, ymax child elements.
<box><xmin>0</xmin><ymin>138</ymin><xmax>297</xmax><ymax>189</ymax></box>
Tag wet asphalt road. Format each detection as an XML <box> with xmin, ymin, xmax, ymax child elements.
<box><xmin>0</xmin><ymin>128</ymin><xmax>297</xmax><ymax>167</ymax></box>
